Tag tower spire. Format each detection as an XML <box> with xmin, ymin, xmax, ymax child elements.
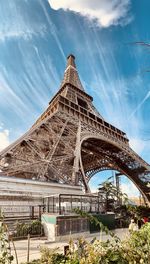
<box><xmin>60</xmin><ymin>54</ymin><xmax>84</xmax><ymax>91</ymax></box>
<box><xmin>67</xmin><ymin>54</ymin><xmax>76</xmax><ymax>68</ymax></box>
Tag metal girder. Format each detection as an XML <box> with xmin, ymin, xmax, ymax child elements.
<box><xmin>38</xmin><ymin>119</ymin><xmax>69</xmax><ymax>179</ymax></box>
<box><xmin>0</xmin><ymin>54</ymin><xmax>149</xmax><ymax>203</ymax></box>
<box><xmin>80</xmin><ymin>137</ymin><xmax>149</xmax><ymax>202</ymax></box>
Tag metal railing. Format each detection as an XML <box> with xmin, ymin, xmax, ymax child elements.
<box><xmin>0</xmin><ymin>205</ymin><xmax>45</xmax><ymax>220</ymax></box>
<box><xmin>44</xmin><ymin>193</ymin><xmax>106</xmax><ymax>215</ymax></box>
<box><xmin>0</xmin><ymin>204</ymin><xmax>45</xmax><ymax>239</ymax></box>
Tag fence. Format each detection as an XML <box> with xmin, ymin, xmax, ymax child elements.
<box><xmin>56</xmin><ymin>216</ymin><xmax>89</xmax><ymax>236</ymax></box>
<box><xmin>0</xmin><ymin>204</ymin><xmax>45</xmax><ymax>239</ymax></box>
<box><xmin>0</xmin><ymin>204</ymin><xmax>45</xmax><ymax>220</ymax></box>
<box><xmin>44</xmin><ymin>193</ymin><xmax>106</xmax><ymax>215</ymax></box>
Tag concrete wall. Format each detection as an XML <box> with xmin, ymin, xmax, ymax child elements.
<box><xmin>41</xmin><ymin>213</ymin><xmax>90</xmax><ymax>242</ymax></box>
<box><xmin>0</xmin><ymin>176</ymin><xmax>83</xmax><ymax>206</ymax></box>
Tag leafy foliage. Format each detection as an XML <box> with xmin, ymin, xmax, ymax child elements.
<box><xmin>22</xmin><ymin>210</ymin><xmax>150</xmax><ymax>264</ymax></box>
<box><xmin>98</xmin><ymin>179</ymin><xmax>129</xmax><ymax>211</ymax></box>
<box><xmin>40</xmin><ymin>247</ymin><xmax>68</xmax><ymax>264</ymax></box>
<box><xmin>126</xmin><ymin>204</ymin><xmax>150</xmax><ymax>218</ymax></box>
<box><xmin>0</xmin><ymin>210</ymin><xmax>14</xmax><ymax>264</ymax></box>
<box><xmin>22</xmin><ymin>224</ymin><xmax>150</xmax><ymax>263</ymax></box>
<box><xmin>15</xmin><ymin>219</ymin><xmax>43</xmax><ymax>238</ymax></box>
<box><xmin>21</xmin><ymin>247</ymin><xmax>68</xmax><ymax>264</ymax></box>
<box><xmin>121</xmin><ymin>223</ymin><xmax>150</xmax><ymax>263</ymax></box>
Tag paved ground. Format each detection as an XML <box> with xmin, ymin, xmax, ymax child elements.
<box><xmin>11</xmin><ymin>228</ymin><xmax>129</xmax><ymax>264</ymax></box>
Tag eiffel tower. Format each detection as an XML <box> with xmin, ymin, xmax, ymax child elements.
<box><xmin>0</xmin><ymin>55</ymin><xmax>150</xmax><ymax>203</ymax></box>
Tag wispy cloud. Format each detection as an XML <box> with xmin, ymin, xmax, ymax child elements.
<box><xmin>0</xmin><ymin>42</ymin><xmax>60</xmax><ymax>122</ymax></box>
<box><xmin>48</xmin><ymin>0</ymin><xmax>132</xmax><ymax>27</ymax></box>
<box><xmin>91</xmin><ymin>71</ymin><xmax>150</xmax><ymax>159</ymax></box>
<box><xmin>0</xmin><ymin>122</ymin><xmax>4</xmax><ymax>130</ymax></box>
<box><xmin>0</xmin><ymin>0</ymin><xmax>66</xmax><ymax>139</ymax></box>
<box><xmin>72</xmin><ymin>26</ymin><xmax>150</xmax><ymax>161</ymax></box>
<box><xmin>0</xmin><ymin>129</ymin><xmax>10</xmax><ymax>151</ymax></box>
<box><xmin>0</xmin><ymin>25</ymin><xmax>46</xmax><ymax>42</ymax></box>
<box><xmin>129</xmin><ymin>138</ymin><xmax>146</xmax><ymax>154</ymax></box>
<box><xmin>121</xmin><ymin>181</ymin><xmax>139</xmax><ymax>197</ymax></box>
<box><xmin>128</xmin><ymin>90</ymin><xmax>150</xmax><ymax>120</ymax></box>
<box><xmin>40</xmin><ymin>1</ymin><xmax>66</xmax><ymax>60</ymax></box>
<box><xmin>89</xmin><ymin>172</ymin><xmax>140</xmax><ymax>198</ymax></box>
<box><xmin>0</xmin><ymin>1</ymin><xmax>46</xmax><ymax>42</ymax></box>
<box><xmin>0</xmin><ymin>69</ymin><xmax>28</xmax><ymax>117</ymax></box>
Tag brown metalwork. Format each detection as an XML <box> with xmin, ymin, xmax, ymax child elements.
<box><xmin>0</xmin><ymin>55</ymin><xmax>149</xmax><ymax>202</ymax></box>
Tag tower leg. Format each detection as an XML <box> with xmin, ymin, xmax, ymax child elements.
<box><xmin>72</xmin><ymin>121</ymin><xmax>81</xmax><ymax>185</ymax></box>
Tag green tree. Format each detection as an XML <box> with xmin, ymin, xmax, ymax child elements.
<box><xmin>98</xmin><ymin>179</ymin><xmax>128</xmax><ymax>211</ymax></box>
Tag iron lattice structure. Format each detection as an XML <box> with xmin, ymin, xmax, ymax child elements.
<box><xmin>0</xmin><ymin>55</ymin><xmax>150</xmax><ymax>202</ymax></box>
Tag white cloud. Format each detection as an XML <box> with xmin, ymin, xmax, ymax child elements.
<box><xmin>0</xmin><ymin>25</ymin><xmax>46</xmax><ymax>42</ymax></box>
<box><xmin>129</xmin><ymin>137</ymin><xmax>150</xmax><ymax>161</ymax></box>
<box><xmin>90</xmin><ymin>186</ymin><xmax>99</xmax><ymax>193</ymax></box>
<box><xmin>128</xmin><ymin>90</ymin><xmax>150</xmax><ymax>120</ymax></box>
<box><xmin>121</xmin><ymin>181</ymin><xmax>139</xmax><ymax>197</ymax></box>
<box><xmin>0</xmin><ymin>1</ymin><xmax>46</xmax><ymax>42</ymax></box>
<box><xmin>90</xmin><ymin>178</ymin><xmax>140</xmax><ymax>197</ymax></box>
<box><xmin>48</xmin><ymin>0</ymin><xmax>132</xmax><ymax>27</ymax></box>
<box><xmin>0</xmin><ymin>70</ymin><xmax>28</xmax><ymax>117</ymax></box>
<box><xmin>0</xmin><ymin>130</ymin><xmax>10</xmax><ymax>151</ymax></box>
<box><xmin>39</xmin><ymin>1</ymin><xmax>66</xmax><ymax>60</ymax></box>
<box><xmin>129</xmin><ymin>138</ymin><xmax>145</xmax><ymax>155</ymax></box>
<box><xmin>0</xmin><ymin>122</ymin><xmax>4</xmax><ymax>130</ymax></box>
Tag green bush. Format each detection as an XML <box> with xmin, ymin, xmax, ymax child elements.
<box><xmin>16</xmin><ymin>222</ymin><xmax>30</xmax><ymax>237</ymax></box>
<box><xmin>15</xmin><ymin>219</ymin><xmax>43</xmax><ymax>237</ymax></box>
<box><xmin>121</xmin><ymin>223</ymin><xmax>150</xmax><ymax>263</ymax></box>
<box><xmin>30</xmin><ymin>220</ymin><xmax>43</xmax><ymax>235</ymax></box>
<box><xmin>61</xmin><ymin>224</ymin><xmax>150</xmax><ymax>264</ymax></box>
<box><xmin>40</xmin><ymin>247</ymin><xmax>68</xmax><ymax>264</ymax></box>
<box><xmin>22</xmin><ymin>223</ymin><xmax>150</xmax><ymax>264</ymax></box>
<box><xmin>0</xmin><ymin>211</ymin><xmax>14</xmax><ymax>264</ymax></box>
<box><xmin>21</xmin><ymin>247</ymin><xmax>68</xmax><ymax>264</ymax></box>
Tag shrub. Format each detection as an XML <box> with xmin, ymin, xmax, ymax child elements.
<box><xmin>22</xmin><ymin>224</ymin><xmax>150</xmax><ymax>263</ymax></box>
<box><xmin>21</xmin><ymin>247</ymin><xmax>68</xmax><ymax>264</ymax></box>
<box><xmin>122</xmin><ymin>223</ymin><xmax>150</xmax><ymax>263</ymax></box>
<box><xmin>21</xmin><ymin>210</ymin><xmax>150</xmax><ymax>264</ymax></box>
<box><xmin>40</xmin><ymin>247</ymin><xmax>68</xmax><ymax>264</ymax></box>
<box><xmin>30</xmin><ymin>220</ymin><xmax>43</xmax><ymax>235</ymax></box>
<box><xmin>15</xmin><ymin>219</ymin><xmax>43</xmax><ymax>238</ymax></box>
<box><xmin>16</xmin><ymin>222</ymin><xmax>30</xmax><ymax>237</ymax></box>
<box><xmin>65</xmin><ymin>224</ymin><xmax>150</xmax><ymax>264</ymax></box>
<box><xmin>0</xmin><ymin>211</ymin><xmax>14</xmax><ymax>264</ymax></box>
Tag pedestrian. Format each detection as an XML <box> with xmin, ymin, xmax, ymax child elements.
<box><xmin>137</xmin><ymin>218</ymin><xmax>143</xmax><ymax>229</ymax></box>
<box><xmin>128</xmin><ymin>219</ymin><xmax>138</xmax><ymax>232</ymax></box>
<box><xmin>142</xmin><ymin>216</ymin><xmax>148</xmax><ymax>224</ymax></box>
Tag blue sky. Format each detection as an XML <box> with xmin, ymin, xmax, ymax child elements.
<box><xmin>0</xmin><ymin>0</ymin><xmax>150</xmax><ymax>197</ymax></box>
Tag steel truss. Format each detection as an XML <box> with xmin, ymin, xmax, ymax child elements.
<box><xmin>0</xmin><ymin>54</ymin><xmax>149</xmax><ymax>203</ymax></box>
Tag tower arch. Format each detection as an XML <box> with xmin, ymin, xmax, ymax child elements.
<box><xmin>80</xmin><ymin>135</ymin><xmax>150</xmax><ymax>202</ymax></box>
